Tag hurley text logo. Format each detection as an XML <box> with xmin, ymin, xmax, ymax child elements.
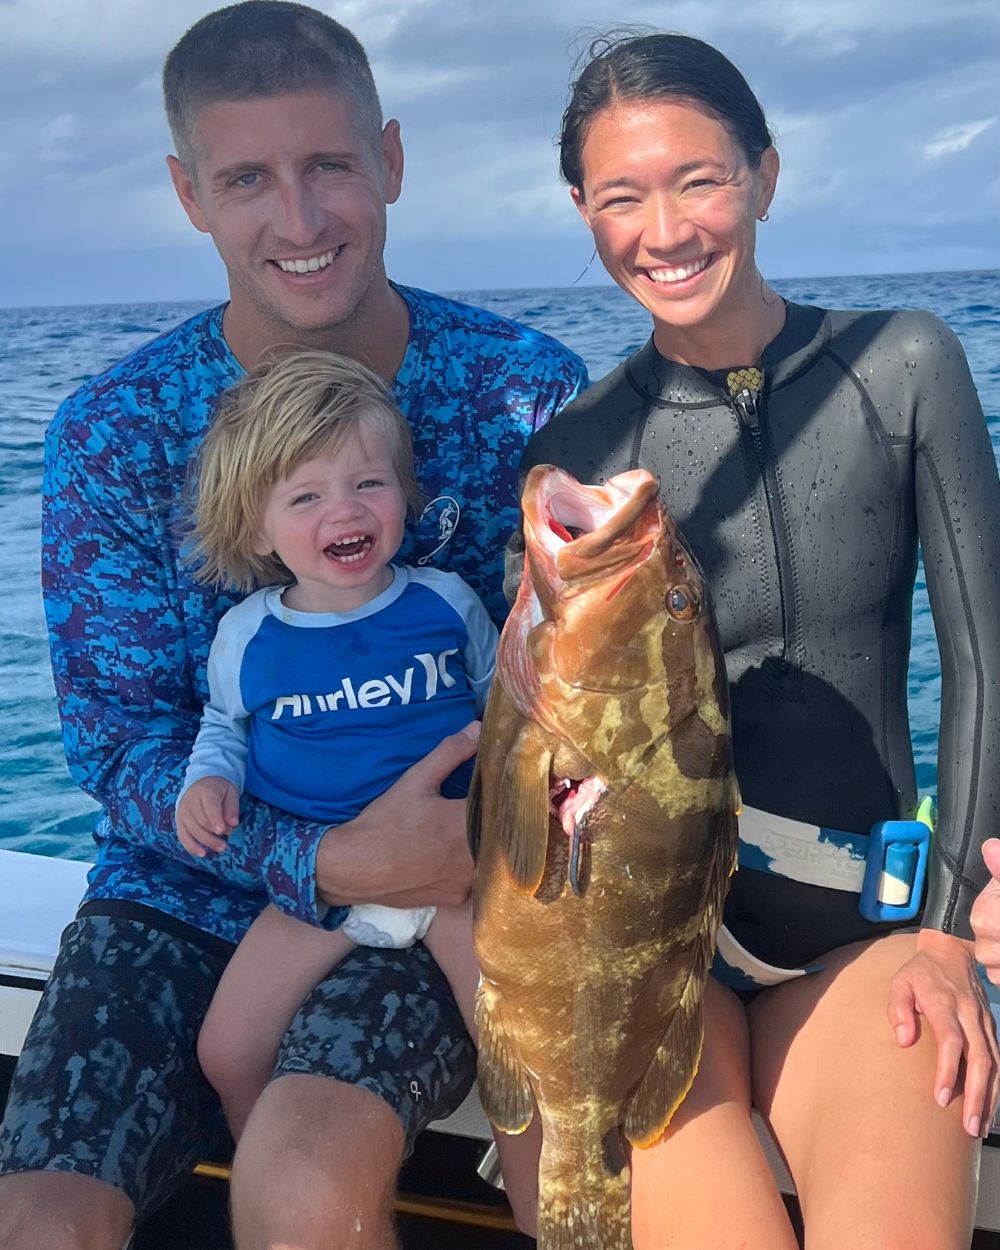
<box><xmin>271</xmin><ymin>649</ymin><xmax>458</xmax><ymax>719</ymax></box>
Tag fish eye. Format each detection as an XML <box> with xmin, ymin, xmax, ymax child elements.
<box><xmin>666</xmin><ymin>584</ymin><xmax>699</xmax><ymax>620</ymax></box>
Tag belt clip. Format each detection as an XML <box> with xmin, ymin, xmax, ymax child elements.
<box><xmin>859</xmin><ymin>801</ymin><xmax>933</xmax><ymax>923</ymax></box>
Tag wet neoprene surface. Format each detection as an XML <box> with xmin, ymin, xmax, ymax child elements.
<box><xmin>508</xmin><ymin>301</ymin><xmax>999</xmax><ymax>959</ymax></box>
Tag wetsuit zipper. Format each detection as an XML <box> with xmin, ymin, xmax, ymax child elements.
<box><xmin>731</xmin><ymin>385</ymin><xmax>797</xmax><ymax>672</ymax></box>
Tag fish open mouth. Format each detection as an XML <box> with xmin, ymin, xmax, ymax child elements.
<box><xmin>524</xmin><ymin>466</ymin><xmax>662</xmax><ymax>583</ymax></box>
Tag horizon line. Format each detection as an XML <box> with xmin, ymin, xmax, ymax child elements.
<box><xmin>2</xmin><ymin>267</ymin><xmax>996</xmax><ymax>315</ymax></box>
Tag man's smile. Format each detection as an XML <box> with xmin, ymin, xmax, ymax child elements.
<box><xmin>272</xmin><ymin>246</ymin><xmax>344</xmax><ymax>274</ymax></box>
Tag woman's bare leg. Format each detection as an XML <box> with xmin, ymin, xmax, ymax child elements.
<box><xmin>751</xmin><ymin>932</ymin><xmax>980</xmax><ymax>1250</ymax></box>
<box><xmin>629</xmin><ymin>976</ymin><xmax>800</xmax><ymax>1250</ymax></box>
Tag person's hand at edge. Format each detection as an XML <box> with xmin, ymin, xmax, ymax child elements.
<box><xmin>887</xmin><ymin>928</ymin><xmax>1000</xmax><ymax>1138</ymax></box>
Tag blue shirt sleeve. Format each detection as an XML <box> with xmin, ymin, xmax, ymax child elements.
<box><xmin>428</xmin><ymin>571</ymin><xmax>499</xmax><ymax>716</ymax></box>
<box><xmin>42</xmin><ymin>406</ymin><xmax>342</xmax><ymax>927</ymax></box>
<box><xmin>43</xmin><ymin>417</ymin><xmax>203</xmax><ymax>873</ymax></box>
<box><xmin>179</xmin><ymin>604</ymin><xmax>252</xmax><ymax>799</ymax></box>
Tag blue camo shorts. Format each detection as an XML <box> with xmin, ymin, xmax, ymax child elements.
<box><xmin>0</xmin><ymin>906</ymin><xmax>476</xmax><ymax>1218</ymax></box>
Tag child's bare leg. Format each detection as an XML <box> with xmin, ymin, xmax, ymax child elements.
<box><xmin>421</xmin><ymin>903</ymin><xmax>479</xmax><ymax>1039</ymax></box>
<box><xmin>198</xmin><ymin>903</ymin><xmax>354</xmax><ymax>1139</ymax></box>
<box><xmin>423</xmin><ymin>905</ymin><xmax>541</xmax><ymax>1237</ymax></box>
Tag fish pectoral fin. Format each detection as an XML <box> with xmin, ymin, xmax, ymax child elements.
<box><xmin>623</xmin><ymin>978</ymin><xmax>704</xmax><ymax>1150</ymax></box>
<box><xmin>475</xmin><ymin>983</ymin><xmax>534</xmax><ymax>1135</ymax></box>
<box><xmin>497</xmin><ymin>723</ymin><xmax>553</xmax><ymax>895</ymax></box>
<box><xmin>467</xmin><ymin>758</ymin><xmax>483</xmax><ymax>862</ymax></box>
<box><xmin>625</xmin><ymin>816</ymin><xmax>735</xmax><ymax>1150</ymax></box>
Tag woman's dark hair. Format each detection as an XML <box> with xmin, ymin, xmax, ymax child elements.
<box><xmin>560</xmin><ymin>32</ymin><xmax>773</xmax><ymax>189</ymax></box>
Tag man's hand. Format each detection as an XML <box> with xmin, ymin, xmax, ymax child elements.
<box><xmin>315</xmin><ymin>723</ymin><xmax>481</xmax><ymax>909</ymax></box>
<box><xmin>176</xmin><ymin>776</ymin><xmax>240</xmax><ymax>857</ymax></box>
<box><xmin>972</xmin><ymin>839</ymin><xmax>1000</xmax><ymax>986</ymax></box>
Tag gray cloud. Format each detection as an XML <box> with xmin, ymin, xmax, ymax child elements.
<box><xmin>0</xmin><ymin>0</ymin><xmax>997</xmax><ymax>306</ymax></box>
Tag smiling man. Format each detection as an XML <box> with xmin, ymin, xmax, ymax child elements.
<box><xmin>0</xmin><ymin>5</ymin><xmax>587</xmax><ymax>1249</ymax></box>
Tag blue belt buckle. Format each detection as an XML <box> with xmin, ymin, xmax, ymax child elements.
<box><xmin>859</xmin><ymin>818</ymin><xmax>931</xmax><ymax>923</ymax></box>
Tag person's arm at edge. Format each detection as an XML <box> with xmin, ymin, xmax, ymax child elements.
<box><xmin>913</xmin><ymin>314</ymin><xmax>1000</xmax><ymax>935</ymax></box>
<box><xmin>885</xmin><ymin>313</ymin><xmax>1000</xmax><ymax>1133</ymax></box>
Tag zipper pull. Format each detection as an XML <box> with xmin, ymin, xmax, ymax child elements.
<box><xmin>727</xmin><ymin>368</ymin><xmax>764</xmax><ymax>435</ymax></box>
<box><xmin>733</xmin><ymin>388</ymin><xmax>761</xmax><ymax>434</ymax></box>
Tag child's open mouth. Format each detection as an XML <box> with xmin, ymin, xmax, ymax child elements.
<box><xmin>325</xmin><ymin>535</ymin><xmax>373</xmax><ymax>564</ymax></box>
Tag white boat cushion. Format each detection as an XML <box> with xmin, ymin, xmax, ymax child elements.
<box><xmin>0</xmin><ymin>850</ymin><xmax>91</xmax><ymax>976</ymax></box>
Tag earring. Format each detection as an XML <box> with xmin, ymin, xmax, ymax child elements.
<box><xmin>758</xmin><ymin>211</ymin><xmax>770</xmax><ymax>222</ymax></box>
<box><xmin>571</xmin><ymin>246</ymin><xmax>599</xmax><ymax>285</ymax></box>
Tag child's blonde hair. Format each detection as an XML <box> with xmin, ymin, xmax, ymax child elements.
<box><xmin>189</xmin><ymin>349</ymin><xmax>422</xmax><ymax>591</ymax></box>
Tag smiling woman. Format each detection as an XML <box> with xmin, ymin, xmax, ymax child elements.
<box><xmin>569</xmin><ymin>98</ymin><xmax>779</xmax><ymax>364</ymax></box>
<box><xmin>510</xmin><ymin>29</ymin><xmax>1000</xmax><ymax>1250</ymax></box>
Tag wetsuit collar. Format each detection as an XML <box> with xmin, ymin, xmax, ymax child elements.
<box><xmin>631</xmin><ymin>301</ymin><xmax>830</xmax><ymax>407</ymax></box>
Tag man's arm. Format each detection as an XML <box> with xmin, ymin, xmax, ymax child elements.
<box><xmin>43</xmin><ymin>418</ymin><xmax>209</xmax><ymax>868</ymax></box>
<box><xmin>42</xmin><ymin>408</ymin><xmax>340</xmax><ymax>917</ymax></box>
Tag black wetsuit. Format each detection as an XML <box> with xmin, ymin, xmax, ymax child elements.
<box><xmin>509</xmin><ymin>301</ymin><xmax>999</xmax><ymax>964</ymax></box>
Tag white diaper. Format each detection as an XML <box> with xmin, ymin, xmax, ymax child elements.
<box><xmin>342</xmin><ymin>903</ymin><xmax>436</xmax><ymax>949</ymax></box>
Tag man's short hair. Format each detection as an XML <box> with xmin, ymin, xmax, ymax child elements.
<box><xmin>189</xmin><ymin>349</ymin><xmax>422</xmax><ymax>592</ymax></box>
<box><xmin>164</xmin><ymin>1</ymin><xmax>383</xmax><ymax>174</ymax></box>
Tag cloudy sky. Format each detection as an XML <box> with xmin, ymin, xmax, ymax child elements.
<box><xmin>1</xmin><ymin>0</ymin><xmax>997</xmax><ymax>308</ymax></box>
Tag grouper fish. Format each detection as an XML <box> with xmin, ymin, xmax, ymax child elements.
<box><xmin>468</xmin><ymin>465</ymin><xmax>739</xmax><ymax>1249</ymax></box>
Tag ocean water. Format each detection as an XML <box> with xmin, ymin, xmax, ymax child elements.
<box><xmin>0</xmin><ymin>270</ymin><xmax>997</xmax><ymax>862</ymax></box>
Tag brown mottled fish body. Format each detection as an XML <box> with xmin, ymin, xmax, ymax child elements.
<box><xmin>469</xmin><ymin>465</ymin><xmax>738</xmax><ymax>1249</ymax></box>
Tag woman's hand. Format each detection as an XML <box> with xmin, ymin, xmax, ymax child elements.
<box><xmin>971</xmin><ymin>839</ymin><xmax>1000</xmax><ymax>985</ymax></box>
<box><xmin>887</xmin><ymin>928</ymin><xmax>999</xmax><ymax>1137</ymax></box>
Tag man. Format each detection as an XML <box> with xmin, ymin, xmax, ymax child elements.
<box><xmin>0</xmin><ymin>5</ymin><xmax>587</xmax><ymax>1248</ymax></box>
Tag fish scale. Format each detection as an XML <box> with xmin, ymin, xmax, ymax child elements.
<box><xmin>470</xmin><ymin>464</ymin><xmax>739</xmax><ymax>1249</ymax></box>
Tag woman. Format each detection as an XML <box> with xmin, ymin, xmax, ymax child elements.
<box><xmin>516</xmin><ymin>32</ymin><xmax>1000</xmax><ymax>1248</ymax></box>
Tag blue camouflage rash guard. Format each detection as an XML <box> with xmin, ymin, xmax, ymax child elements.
<box><xmin>42</xmin><ymin>283</ymin><xmax>588</xmax><ymax>944</ymax></box>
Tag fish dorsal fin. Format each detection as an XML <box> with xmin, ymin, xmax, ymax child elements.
<box><xmin>475</xmin><ymin>981</ymin><xmax>534</xmax><ymax>1135</ymax></box>
<box><xmin>623</xmin><ymin>968</ymin><xmax>704</xmax><ymax>1148</ymax></box>
<box><xmin>497</xmin><ymin>721</ymin><xmax>553</xmax><ymax>895</ymax></box>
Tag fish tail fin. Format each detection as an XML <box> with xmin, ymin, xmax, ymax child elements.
<box><xmin>536</xmin><ymin>1181</ymin><xmax>632</xmax><ymax>1250</ymax></box>
<box><xmin>536</xmin><ymin>1136</ymin><xmax>632</xmax><ymax>1250</ymax></box>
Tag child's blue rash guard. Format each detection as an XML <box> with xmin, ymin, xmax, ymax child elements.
<box><xmin>181</xmin><ymin>567</ymin><xmax>496</xmax><ymax>823</ymax></box>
